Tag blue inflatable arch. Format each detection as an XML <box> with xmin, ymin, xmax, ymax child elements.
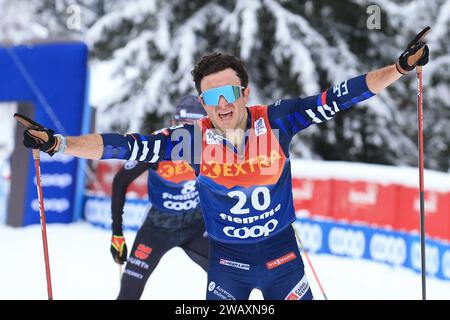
<box><xmin>0</xmin><ymin>41</ymin><xmax>90</xmax><ymax>226</ymax></box>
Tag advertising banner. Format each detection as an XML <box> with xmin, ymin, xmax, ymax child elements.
<box><xmin>396</xmin><ymin>187</ymin><xmax>450</xmax><ymax>241</ymax></box>
<box><xmin>292</xmin><ymin>178</ymin><xmax>331</xmax><ymax>218</ymax></box>
<box><xmin>329</xmin><ymin>180</ymin><xmax>398</xmax><ymax>228</ymax></box>
<box><xmin>294</xmin><ymin>218</ymin><xmax>450</xmax><ymax>281</ymax></box>
<box><xmin>0</xmin><ymin>42</ymin><xmax>89</xmax><ymax>225</ymax></box>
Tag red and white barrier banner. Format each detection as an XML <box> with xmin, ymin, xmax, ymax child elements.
<box><xmin>291</xmin><ymin>160</ymin><xmax>450</xmax><ymax>242</ymax></box>
<box><xmin>87</xmin><ymin>160</ymin><xmax>148</xmax><ymax>198</ymax></box>
<box><xmin>292</xmin><ymin>178</ymin><xmax>332</xmax><ymax>218</ymax></box>
<box><xmin>330</xmin><ymin>180</ymin><xmax>398</xmax><ymax>227</ymax></box>
<box><xmin>396</xmin><ymin>187</ymin><xmax>449</xmax><ymax>240</ymax></box>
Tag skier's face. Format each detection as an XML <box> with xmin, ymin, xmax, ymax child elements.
<box><xmin>199</xmin><ymin>68</ymin><xmax>249</xmax><ymax>132</ymax></box>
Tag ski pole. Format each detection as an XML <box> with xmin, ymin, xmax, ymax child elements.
<box><xmin>292</xmin><ymin>224</ymin><xmax>328</xmax><ymax>300</ymax></box>
<box><xmin>416</xmin><ymin>65</ymin><xmax>426</xmax><ymax>300</ymax></box>
<box><xmin>119</xmin><ymin>264</ymin><xmax>124</xmax><ymax>282</ymax></box>
<box><xmin>32</xmin><ymin>148</ymin><xmax>54</xmax><ymax>300</ymax></box>
<box><xmin>14</xmin><ymin>113</ymin><xmax>54</xmax><ymax>300</ymax></box>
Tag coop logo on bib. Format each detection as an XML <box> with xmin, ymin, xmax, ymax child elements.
<box><xmin>223</xmin><ymin>219</ymin><xmax>278</xmax><ymax>239</ymax></box>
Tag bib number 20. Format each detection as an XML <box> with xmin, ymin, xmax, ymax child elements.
<box><xmin>228</xmin><ymin>187</ymin><xmax>270</xmax><ymax>214</ymax></box>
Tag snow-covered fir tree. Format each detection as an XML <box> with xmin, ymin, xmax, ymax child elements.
<box><xmin>1</xmin><ymin>0</ymin><xmax>449</xmax><ymax>171</ymax></box>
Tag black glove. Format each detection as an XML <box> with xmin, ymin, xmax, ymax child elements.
<box><xmin>14</xmin><ymin>113</ymin><xmax>59</xmax><ymax>156</ymax></box>
<box><xmin>397</xmin><ymin>26</ymin><xmax>431</xmax><ymax>74</ymax></box>
<box><xmin>23</xmin><ymin>127</ymin><xmax>58</xmax><ymax>156</ymax></box>
<box><xmin>111</xmin><ymin>234</ymin><xmax>128</xmax><ymax>264</ymax></box>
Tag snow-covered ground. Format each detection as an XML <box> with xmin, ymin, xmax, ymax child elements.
<box><xmin>1</xmin><ymin>222</ymin><xmax>448</xmax><ymax>300</ymax></box>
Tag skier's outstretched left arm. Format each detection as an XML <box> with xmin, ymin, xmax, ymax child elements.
<box><xmin>268</xmin><ymin>26</ymin><xmax>430</xmax><ymax>138</ymax></box>
<box><xmin>19</xmin><ymin>123</ymin><xmax>196</xmax><ymax>164</ymax></box>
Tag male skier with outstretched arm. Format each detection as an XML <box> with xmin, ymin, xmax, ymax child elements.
<box><xmin>18</xmin><ymin>27</ymin><xmax>430</xmax><ymax>300</ymax></box>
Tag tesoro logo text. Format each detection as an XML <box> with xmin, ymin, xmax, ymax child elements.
<box><xmin>201</xmin><ymin>150</ymin><xmax>282</xmax><ymax>178</ymax></box>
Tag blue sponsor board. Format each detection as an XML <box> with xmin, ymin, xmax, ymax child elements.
<box><xmin>0</xmin><ymin>42</ymin><xmax>89</xmax><ymax>225</ymax></box>
<box><xmin>28</xmin><ymin>153</ymin><xmax>77</xmax><ymax>224</ymax></box>
<box><xmin>84</xmin><ymin>195</ymin><xmax>150</xmax><ymax>231</ymax></box>
<box><xmin>294</xmin><ymin>218</ymin><xmax>450</xmax><ymax>281</ymax></box>
<box><xmin>83</xmin><ymin>193</ymin><xmax>450</xmax><ymax>280</ymax></box>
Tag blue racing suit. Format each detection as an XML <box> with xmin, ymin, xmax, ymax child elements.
<box><xmin>111</xmin><ymin>160</ymin><xmax>208</xmax><ymax>300</ymax></box>
<box><xmin>101</xmin><ymin>74</ymin><xmax>375</xmax><ymax>299</ymax></box>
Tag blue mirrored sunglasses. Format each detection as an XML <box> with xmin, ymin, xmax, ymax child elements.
<box><xmin>200</xmin><ymin>85</ymin><xmax>244</xmax><ymax>107</ymax></box>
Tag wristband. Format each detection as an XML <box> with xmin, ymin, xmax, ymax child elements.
<box><xmin>54</xmin><ymin>134</ymin><xmax>67</xmax><ymax>153</ymax></box>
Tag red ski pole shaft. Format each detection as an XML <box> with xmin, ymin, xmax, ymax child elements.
<box><xmin>293</xmin><ymin>224</ymin><xmax>328</xmax><ymax>300</ymax></box>
<box><xmin>32</xmin><ymin>149</ymin><xmax>53</xmax><ymax>300</ymax></box>
<box><xmin>416</xmin><ymin>66</ymin><xmax>427</xmax><ymax>300</ymax></box>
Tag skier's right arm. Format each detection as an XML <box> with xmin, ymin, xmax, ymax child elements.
<box><xmin>21</xmin><ymin>125</ymin><xmax>195</xmax><ymax>163</ymax></box>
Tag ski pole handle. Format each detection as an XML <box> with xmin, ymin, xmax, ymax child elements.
<box><xmin>32</xmin><ymin>149</ymin><xmax>40</xmax><ymax>160</ymax></box>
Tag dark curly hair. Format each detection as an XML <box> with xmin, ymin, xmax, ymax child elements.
<box><xmin>191</xmin><ymin>52</ymin><xmax>249</xmax><ymax>94</ymax></box>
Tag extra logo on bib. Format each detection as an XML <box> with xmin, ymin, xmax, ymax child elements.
<box><xmin>156</xmin><ymin>161</ymin><xmax>195</xmax><ymax>183</ymax></box>
<box><xmin>200</xmin><ymin>111</ymin><xmax>285</xmax><ymax>189</ymax></box>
